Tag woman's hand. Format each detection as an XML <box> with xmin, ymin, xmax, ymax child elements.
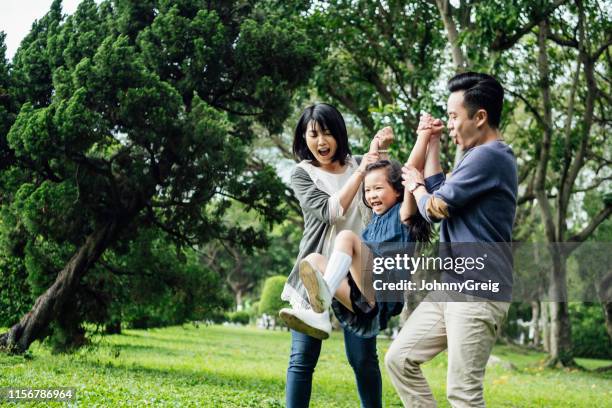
<box><xmin>357</xmin><ymin>152</ymin><xmax>379</xmax><ymax>175</ymax></box>
<box><xmin>370</xmin><ymin>126</ymin><xmax>394</xmax><ymax>152</ymax></box>
<box><xmin>417</xmin><ymin>113</ymin><xmax>444</xmax><ymax>142</ymax></box>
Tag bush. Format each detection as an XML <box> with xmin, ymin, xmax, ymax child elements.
<box><xmin>0</xmin><ymin>255</ymin><xmax>32</xmax><ymax>327</ymax></box>
<box><xmin>259</xmin><ymin>276</ymin><xmax>288</xmax><ymax>317</ymax></box>
<box><xmin>501</xmin><ymin>302</ymin><xmax>531</xmax><ymax>341</ymax></box>
<box><xmin>570</xmin><ymin>303</ymin><xmax>612</xmax><ymax>359</ymax></box>
<box><xmin>227</xmin><ymin>311</ymin><xmax>250</xmax><ymax>325</ymax></box>
<box><xmin>245</xmin><ymin>301</ymin><xmax>260</xmax><ymax>320</ymax></box>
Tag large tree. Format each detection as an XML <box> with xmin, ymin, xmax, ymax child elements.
<box><xmin>0</xmin><ymin>0</ymin><xmax>322</xmax><ymax>353</ymax></box>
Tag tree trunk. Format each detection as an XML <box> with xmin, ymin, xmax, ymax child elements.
<box><xmin>0</xmin><ymin>221</ymin><xmax>120</xmax><ymax>354</ymax></box>
<box><xmin>604</xmin><ymin>302</ymin><xmax>612</xmax><ymax>342</ymax></box>
<box><xmin>541</xmin><ymin>301</ymin><xmax>550</xmax><ymax>352</ymax></box>
<box><xmin>235</xmin><ymin>290</ymin><xmax>243</xmax><ymax>311</ymax></box>
<box><xmin>531</xmin><ymin>300</ymin><xmax>541</xmax><ymax>347</ymax></box>
<box><xmin>546</xmin><ymin>251</ymin><xmax>576</xmax><ymax>367</ymax></box>
<box><xmin>598</xmin><ymin>271</ymin><xmax>612</xmax><ymax>341</ymax></box>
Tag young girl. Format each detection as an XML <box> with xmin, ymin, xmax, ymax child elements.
<box><xmin>294</xmin><ymin>159</ymin><xmax>432</xmax><ymax>339</ymax></box>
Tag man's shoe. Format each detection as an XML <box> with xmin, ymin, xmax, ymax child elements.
<box><xmin>278</xmin><ymin>308</ymin><xmax>331</xmax><ymax>340</ymax></box>
<box><xmin>299</xmin><ymin>259</ymin><xmax>332</xmax><ymax>313</ymax></box>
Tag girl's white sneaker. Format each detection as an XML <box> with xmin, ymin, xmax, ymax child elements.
<box><xmin>299</xmin><ymin>259</ymin><xmax>332</xmax><ymax>313</ymax></box>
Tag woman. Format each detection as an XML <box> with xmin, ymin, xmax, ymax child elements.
<box><xmin>279</xmin><ymin>103</ymin><xmax>391</xmax><ymax>408</ymax></box>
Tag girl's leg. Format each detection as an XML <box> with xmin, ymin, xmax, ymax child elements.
<box><xmin>303</xmin><ymin>253</ymin><xmax>354</xmax><ymax>312</ymax></box>
<box><xmin>343</xmin><ymin>327</ymin><xmax>383</xmax><ymax>408</ymax></box>
<box><xmin>286</xmin><ymin>329</ymin><xmax>323</xmax><ymax>408</ymax></box>
<box><xmin>330</xmin><ymin>230</ymin><xmax>375</xmax><ymax>305</ymax></box>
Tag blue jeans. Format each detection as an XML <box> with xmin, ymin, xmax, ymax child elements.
<box><xmin>286</xmin><ymin>328</ymin><xmax>382</xmax><ymax>408</ymax></box>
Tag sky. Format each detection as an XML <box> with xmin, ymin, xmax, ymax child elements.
<box><xmin>1</xmin><ymin>0</ymin><xmax>89</xmax><ymax>60</ymax></box>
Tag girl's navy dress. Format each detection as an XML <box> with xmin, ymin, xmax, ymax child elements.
<box><xmin>331</xmin><ymin>202</ymin><xmax>414</xmax><ymax>338</ymax></box>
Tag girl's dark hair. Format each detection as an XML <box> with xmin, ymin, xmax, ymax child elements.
<box><xmin>293</xmin><ymin>103</ymin><xmax>351</xmax><ymax>166</ymax></box>
<box><xmin>362</xmin><ymin>160</ymin><xmax>432</xmax><ymax>243</ymax></box>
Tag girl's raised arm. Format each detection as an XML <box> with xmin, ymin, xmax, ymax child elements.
<box><xmin>407</xmin><ymin>114</ymin><xmax>442</xmax><ymax>171</ymax></box>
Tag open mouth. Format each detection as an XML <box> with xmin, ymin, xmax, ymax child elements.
<box><xmin>318</xmin><ymin>147</ymin><xmax>331</xmax><ymax>157</ymax></box>
<box><xmin>370</xmin><ymin>200</ymin><xmax>383</xmax><ymax>210</ymax></box>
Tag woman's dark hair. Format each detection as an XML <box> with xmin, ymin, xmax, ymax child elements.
<box><xmin>293</xmin><ymin>103</ymin><xmax>351</xmax><ymax>166</ymax></box>
<box><xmin>447</xmin><ymin>72</ymin><xmax>504</xmax><ymax>129</ymax></box>
<box><xmin>362</xmin><ymin>160</ymin><xmax>432</xmax><ymax>243</ymax></box>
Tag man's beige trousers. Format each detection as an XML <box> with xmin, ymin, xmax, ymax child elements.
<box><xmin>385</xmin><ymin>295</ymin><xmax>509</xmax><ymax>407</ymax></box>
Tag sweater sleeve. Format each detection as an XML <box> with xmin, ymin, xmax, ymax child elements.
<box><xmin>291</xmin><ymin>166</ymin><xmax>343</xmax><ymax>225</ymax></box>
<box><xmin>417</xmin><ymin>146</ymin><xmax>500</xmax><ymax>222</ymax></box>
<box><xmin>424</xmin><ymin>172</ymin><xmax>445</xmax><ymax>193</ymax></box>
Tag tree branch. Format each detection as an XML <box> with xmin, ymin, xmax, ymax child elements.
<box><xmin>534</xmin><ymin>20</ymin><xmax>556</xmax><ymax>243</ymax></box>
<box><xmin>572</xmin><ymin>175</ymin><xmax>612</xmax><ymax>193</ymax></box>
<box><xmin>490</xmin><ymin>0</ymin><xmax>567</xmax><ymax>51</ymax></box>
<box><xmin>557</xmin><ymin>58</ymin><xmax>582</xmax><ymax>233</ymax></box>
<box><xmin>592</xmin><ymin>34</ymin><xmax>612</xmax><ymax>60</ymax></box>
<box><xmin>505</xmin><ymin>88</ymin><xmax>552</xmax><ymax>133</ymax></box>
<box><xmin>546</xmin><ymin>31</ymin><xmax>579</xmax><ymax>48</ymax></box>
<box><xmin>568</xmin><ymin>204</ymin><xmax>612</xmax><ymax>244</ymax></box>
<box><xmin>145</xmin><ymin>205</ymin><xmax>196</xmax><ymax>247</ymax></box>
<box><xmin>560</xmin><ymin>3</ymin><xmax>598</xmax><ymax>239</ymax></box>
<box><xmin>434</xmin><ymin>0</ymin><xmax>467</xmax><ymax>70</ymax></box>
<box><xmin>268</xmin><ymin>134</ymin><xmax>293</xmax><ymax>160</ymax></box>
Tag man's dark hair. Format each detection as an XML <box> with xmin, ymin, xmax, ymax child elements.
<box><xmin>448</xmin><ymin>72</ymin><xmax>504</xmax><ymax>129</ymax></box>
<box><xmin>293</xmin><ymin>103</ymin><xmax>350</xmax><ymax>166</ymax></box>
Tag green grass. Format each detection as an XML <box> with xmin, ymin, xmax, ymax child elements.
<box><xmin>1</xmin><ymin>325</ymin><xmax>611</xmax><ymax>407</ymax></box>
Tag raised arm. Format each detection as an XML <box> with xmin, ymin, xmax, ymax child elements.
<box><xmin>417</xmin><ymin>113</ymin><xmax>444</xmax><ymax>177</ymax></box>
<box><xmin>336</xmin><ymin>151</ymin><xmax>378</xmax><ymax>212</ymax></box>
<box><xmin>399</xmin><ymin>185</ymin><xmax>417</xmax><ymax>224</ymax></box>
<box><xmin>406</xmin><ymin>114</ymin><xmax>437</xmax><ymax>171</ymax></box>
<box><xmin>336</xmin><ymin>126</ymin><xmax>394</xmax><ymax>214</ymax></box>
<box><xmin>400</xmin><ymin>114</ymin><xmax>439</xmax><ymax>223</ymax></box>
<box><xmin>424</xmin><ymin>132</ymin><xmax>443</xmax><ymax>178</ymax></box>
<box><xmin>371</xmin><ymin>126</ymin><xmax>394</xmax><ymax>161</ymax></box>
<box><xmin>292</xmin><ymin>152</ymin><xmax>377</xmax><ymax>225</ymax></box>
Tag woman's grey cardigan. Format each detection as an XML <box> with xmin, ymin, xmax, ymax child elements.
<box><xmin>281</xmin><ymin>156</ymin><xmax>370</xmax><ymax>310</ymax></box>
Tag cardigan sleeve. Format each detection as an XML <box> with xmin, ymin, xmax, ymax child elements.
<box><xmin>291</xmin><ymin>166</ymin><xmax>343</xmax><ymax>224</ymax></box>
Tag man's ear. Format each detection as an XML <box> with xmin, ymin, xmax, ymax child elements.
<box><xmin>475</xmin><ymin>109</ymin><xmax>488</xmax><ymax>128</ymax></box>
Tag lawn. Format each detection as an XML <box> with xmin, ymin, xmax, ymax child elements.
<box><xmin>1</xmin><ymin>325</ymin><xmax>610</xmax><ymax>407</ymax></box>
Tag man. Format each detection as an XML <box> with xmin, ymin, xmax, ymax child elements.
<box><xmin>385</xmin><ymin>72</ymin><xmax>517</xmax><ymax>407</ymax></box>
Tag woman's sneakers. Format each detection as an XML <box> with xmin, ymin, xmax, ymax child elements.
<box><xmin>299</xmin><ymin>259</ymin><xmax>332</xmax><ymax>313</ymax></box>
<box><xmin>278</xmin><ymin>308</ymin><xmax>331</xmax><ymax>340</ymax></box>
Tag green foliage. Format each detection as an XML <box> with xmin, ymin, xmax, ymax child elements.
<box><xmin>569</xmin><ymin>303</ymin><xmax>612</xmax><ymax>359</ymax></box>
<box><xmin>0</xmin><ymin>254</ymin><xmax>31</xmax><ymax>326</ymax></box>
<box><xmin>312</xmin><ymin>0</ymin><xmax>450</xmax><ymax>163</ymax></box>
<box><xmin>101</xmin><ymin>229</ymin><xmax>232</xmax><ymax>330</ymax></box>
<box><xmin>501</xmin><ymin>302</ymin><xmax>532</xmax><ymax>340</ymax></box>
<box><xmin>227</xmin><ymin>311</ymin><xmax>251</xmax><ymax>325</ymax></box>
<box><xmin>258</xmin><ymin>276</ymin><xmax>288</xmax><ymax>316</ymax></box>
<box><xmin>245</xmin><ymin>301</ymin><xmax>260</xmax><ymax>320</ymax></box>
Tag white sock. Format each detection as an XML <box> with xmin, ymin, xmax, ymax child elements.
<box><xmin>324</xmin><ymin>251</ymin><xmax>352</xmax><ymax>294</ymax></box>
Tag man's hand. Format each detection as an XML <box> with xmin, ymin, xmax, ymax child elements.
<box><xmin>371</xmin><ymin>126</ymin><xmax>394</xmax><ymax>152</ymax></box>
<box><xmin>417</xmin><ymin>113</ymin><xmax>444</xmax><ymax>142</ymax></box>
<box><xmin>401</xmin><ymin>164</ymin><xmax>425</xmax><ymax>189</ymax></box>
